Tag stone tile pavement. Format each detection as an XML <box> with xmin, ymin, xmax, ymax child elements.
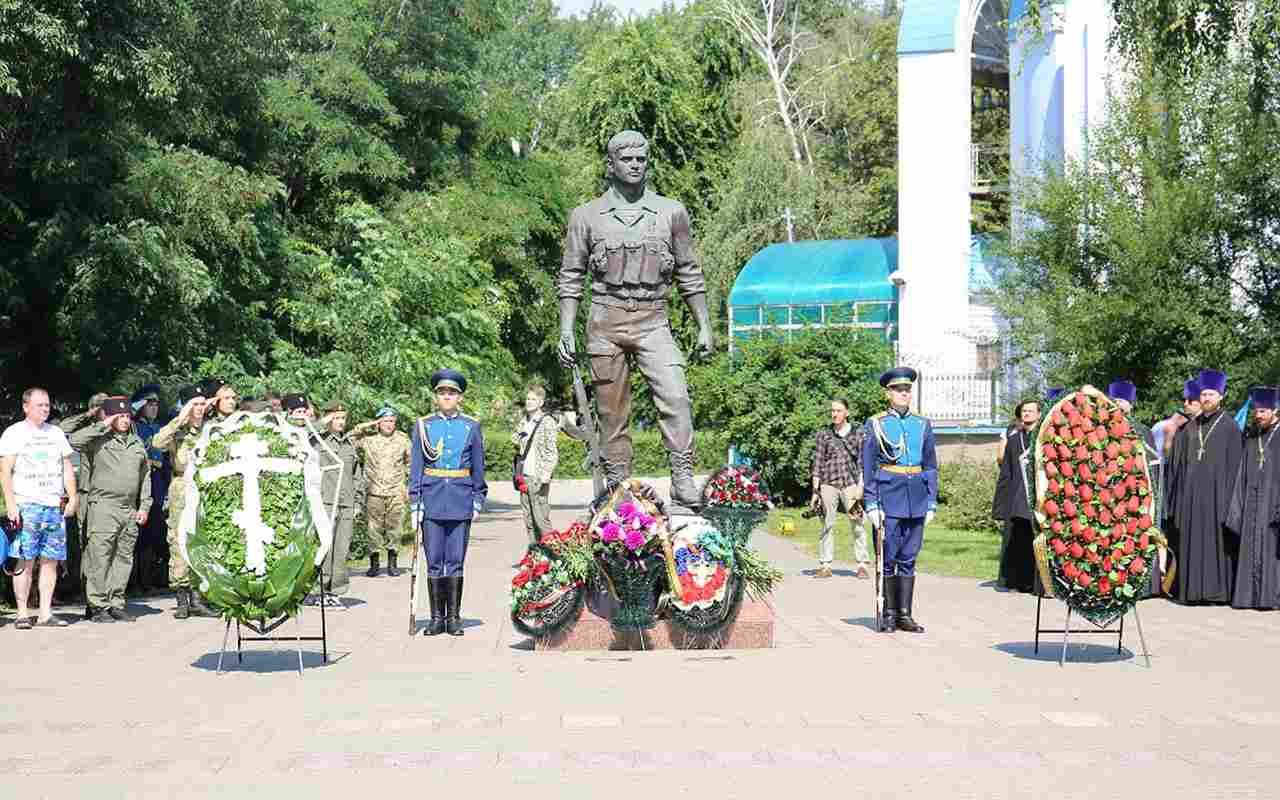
<box><xmin>3</xmin><ymin>477</ymin><xmax>1278</xmax><ymax>797</ymax></box>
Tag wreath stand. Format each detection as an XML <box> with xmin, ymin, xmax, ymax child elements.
<box><xmin>215</xmin><ymin>570</ymin><xmax>330</xmax><ymax>676</ymax></box>
<box><xmin>1033</xmin><ymin>591</ymin><xmax>1151</xmax><ymax>668</ymax></box>
<box><xmin>214</xmin><ymin>417</ymin><xmax>343</xmax><ymax>677</ymax></box>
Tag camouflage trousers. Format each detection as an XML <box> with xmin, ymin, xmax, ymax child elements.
<box><xmin>165</xmin><ymin>484</ymin><xmax>190</xmax><ymax>589</ymax></box>
<box><xmin>364</xmin><ymin>493</ymin><xmax>405</xmax><ymax>553</ymax></box>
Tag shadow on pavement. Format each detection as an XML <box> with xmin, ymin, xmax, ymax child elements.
<box><xmin>190</xmin><ymin>649</ymin><xmax>351</xmax><ymax>672</ymax></box>
<box><xmin>993</xmin><ymin>641</ymin><xmax>1135</xmax><ymax>663</ymax></box>
<box><xmin>841</xmin><ymin>616</ymin><xmax>881</xmax><ymax>631</ymax></box>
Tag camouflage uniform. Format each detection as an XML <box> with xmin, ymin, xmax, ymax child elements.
<box><xmin>350</xmin><ymin>420</ymin><xmax>411</xmax><ymax>560</ymax></box>
<box><xmin>151</xmin><ymin>414</ymin><xmax>206</xmax><ymax>591</ymax></box>
<box><xmin>315</xmin><ymin>423</ymin><xmax>364</xmax><ymax>597</ymax></box>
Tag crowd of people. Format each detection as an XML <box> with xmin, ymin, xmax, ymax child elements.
<box><xmin>0</xmin><ymin>380</ymin><xmax>421</xmax><ymax>628</ymax></box>
<box><xmin>990</xmin><ymin>371</ymin><xmax>1279</xmax><ymax>611</ymax></box>
<box><xmin>803</xmin><ymin>369</ymin><xmax>1280</xmax><ymax>616</ymax></box>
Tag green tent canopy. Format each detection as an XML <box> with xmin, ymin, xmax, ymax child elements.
<box><xmin>727</xmin><ymin>238</ymin><xmax>900</xmax><ymax>347</ymax></box>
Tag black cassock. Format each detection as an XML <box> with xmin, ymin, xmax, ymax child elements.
<box><xmin>992</xmin><ymin>425</ymin><xmax>1038</xmax><ymax>593</ymax></box>
<box><xmin>1226</xmin><ymin>424</ymin><xmax>1280</xmax><ymax>610</ymax></box>
<box><xmin>1168</xmin><ymin>409</ymin><xmax>1243</xmax><ymax>604</ymax></box>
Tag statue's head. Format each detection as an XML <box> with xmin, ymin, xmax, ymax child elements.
<box><xmin>605</xmin><ymin>130</ymin><xmax>649</xmax><ymax>189</ymax></box>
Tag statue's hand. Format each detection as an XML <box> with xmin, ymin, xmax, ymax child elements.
<box><xmin>694</xmin><ymin>326</ymin><xmax>715</xmax><ymax>361</ymax></box>
<box><xmin>557</xmin><ymin>331</ymin><xmax>577</xmax><ymax>368</ymax></box>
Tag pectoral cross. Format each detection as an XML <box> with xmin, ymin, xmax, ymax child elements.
<box><xmin>200</xmin><ymin>433</ymin><xmax>302</xmax><ymax>576</ymax></box>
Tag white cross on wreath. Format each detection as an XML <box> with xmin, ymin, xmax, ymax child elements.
<box><xmin>199</xmin><ymin>433</ymin><xmax>302</xmax><ymax>576</ymax></box>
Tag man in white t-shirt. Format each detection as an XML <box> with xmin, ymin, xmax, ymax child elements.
<box><xmin>0</xmin><ymin>387</ymin><xmax>78</xmax><ymax>629</ymax></box>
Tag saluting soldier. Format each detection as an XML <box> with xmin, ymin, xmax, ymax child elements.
<box><xmin>312</xmin><ymin>400</ymin><xmax>363</xmax><ymax>609</ymax></box>
<box><xmin>69</xmin><ymin>397</ymin><xmax>153</xmax><ymax>623</ymax></box>
<box><xmin>410</xmin><ymin>369</ymin><xmax>488</xmax><ymax>637</ymax></box>
<box><xmin>152</xmin><ymin>383</ymin><xmax>218</xmax><ymax>619</ymax></box>
<box><xmin>350</xmin><ymin>405</ymin><xmax>412</xmax><ymax>577</ymax></box>
<box><xmin>58</xmin><ymin>392</ymin><xmax>107</xmax><ymax>603</ymax></box>
<box><xmin>129</xmin><ymin>384</ymin><xmax>169</xmax><ymax>592</ymax></box>
<box><xmin>862</xmin><ymin>367</ymin><xmax>938</xmax><ymax>634</ymax></box>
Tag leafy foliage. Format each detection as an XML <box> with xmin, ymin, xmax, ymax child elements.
<box><xmin>706</xmin><ymin>327</ymin><xmax>893</xmax><ymax>504</ymax></box>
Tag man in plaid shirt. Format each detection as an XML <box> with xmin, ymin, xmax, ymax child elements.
<box><xmin>810</xmin><ymin>398</ymin><xmax>871</xmax><ymax>579</ymax></box>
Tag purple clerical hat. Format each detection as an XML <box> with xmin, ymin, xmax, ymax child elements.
<box><xmin>1249</xmin><ymin>386</ymin><xmax>1279</xmax><ymax>410</ymax></box>
<box><xmin>1183</xmin><ymin>379</ymin><xmax>1201</xmax><ymax>400</ymax></box>
<box><xmin>1108</xmin><ymin>380</ymin><xmax>1137</xmax><ymax>405</ymax></box>
<box><xmin>1198</xmin><ymin>369</ymin><xmax>1227</xmax><ymax>395</ymax></box>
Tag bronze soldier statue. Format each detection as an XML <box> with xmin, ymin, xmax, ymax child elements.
<box><xmin>557</xmin><ymin>130</ymin><xmax>714</xmax><ymax>509</ymax></box>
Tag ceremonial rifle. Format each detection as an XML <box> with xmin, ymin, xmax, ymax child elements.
<box><xmin>873</xmin><ymin>517</ymin><xmax>885</xmax><ymax>631</ymax></box>
<box><xmin>570</xmin><ymin>360</ymin><xmax>606</xmax><ymax>499</ymax></box>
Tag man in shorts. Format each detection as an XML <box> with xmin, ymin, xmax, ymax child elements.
<box><xmin>0</xmin><ymin>387</ymin><xmax>78</xmax><ymax>629</ymax></box>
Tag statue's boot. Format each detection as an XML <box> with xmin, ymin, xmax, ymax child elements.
<box><xmin>602</xmin><ymin>459</ymin><xmax>630</xmax><ymax>495</ymax></box>
<box><xmin>669</xmin><ymin>449</ymin><xmax>701</xmax><ymax>509</ymax></box>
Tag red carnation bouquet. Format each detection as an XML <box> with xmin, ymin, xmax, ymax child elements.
<box><xmin>1033</xmin><ymin>387</ymin><xmax>1164</xmax><ymax>624</ymax></box>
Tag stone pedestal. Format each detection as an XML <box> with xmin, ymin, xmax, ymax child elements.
<box><xmin>532</xmin><ymin>594</ymin><xmax>775</xmax><ymax>651</ymax></box>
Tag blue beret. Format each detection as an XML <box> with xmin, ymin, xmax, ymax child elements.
<box><xmin>431</xmin><ymin>368</ymin><xmax>467</xmax><ymax>393</ymax></box>
<box><xmin>375</xmin><ymin>405</ymin><xmax>398</xmax><ymax>419</ymax></box>
<box><xmin>879</xmin><ymin>367</ymin><xmax>918</xmax><ymax>388</ymax></box>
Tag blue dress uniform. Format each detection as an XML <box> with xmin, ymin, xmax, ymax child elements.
<box><xmin>410</xmin><ymin>368</ymin><xmax>487</xmax><ymax>636</ymax></box>
<box><xmin>130</xmin><ymin>384</ymin><xmax>170</xmax><ymax>591</ymax></box>
<box><xmin>863</xmin><ymin>367</ymin><xmax>938</xmax><ymax>633</ymax></box>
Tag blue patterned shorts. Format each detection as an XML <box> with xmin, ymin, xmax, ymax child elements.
<box><xmin>16</xmin><ymin>503</ymin><xmax>67</xmax><ymax>561</ymax></box>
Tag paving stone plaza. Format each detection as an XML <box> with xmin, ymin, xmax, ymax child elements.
<box><xmin>5</xmin><ymin>477</ymin><xmax>1278</xmax><ymax>798</ymax></box>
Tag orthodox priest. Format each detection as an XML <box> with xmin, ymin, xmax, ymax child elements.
<box><xmin>992</xmin><ymin>398</ymin><xmax>1040</xmax><ymax>593</ymax></box>
<box><xmin>1226</xmin><ymin>387</ymin><xmax>1280</xmax><ymax>610</ymax></box>
<box><xmin>1161</xmin><ymin>378</ymin><xmax>1201</xmax><ymax>573</ymax></box>
<box><xmin>1107</xmin><ymin>379</ymin><xmax>1169</xmax><ymax>596</ymax></box>
<box><xmin>1168</xmin><ymin>369</ymin><xmax>1242</xmax><ymax>604</ymax></box>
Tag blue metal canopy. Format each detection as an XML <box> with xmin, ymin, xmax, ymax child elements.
<box><xmin>898</xmin><ymin>0</ymin><xmax>962</xmax><ymax>54</ymax></box>
<box><xmin>728</xmin><ymin>238</ymin><xmax>899</xmax><ymax>308</ymax></box>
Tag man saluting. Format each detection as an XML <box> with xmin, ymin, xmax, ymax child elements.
<box><xmin>410</xmin><ymin>369</ymin><xmax>487</xmax><ymax>637</ymax></box>
<box><xmin>863</xmin><ymin>367</ymin><xmax>938</xmax><ymax>634</ymax></box>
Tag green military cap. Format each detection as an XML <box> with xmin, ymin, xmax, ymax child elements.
<box><xmin>88</xmin><ymin>392</ymin><xmax>109</xmax><ymax>410</ymax></box>
<box><xmin>322</xmin><ymin>400</ymin><xmax>347</xmax><ymax>414</ymax></box>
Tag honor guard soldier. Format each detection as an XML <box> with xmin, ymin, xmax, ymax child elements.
<box><xmin>862</xmin><ymin>367</ymin><xmax>938</xmax><ymax>634</ymax></box>
<box><xmin>410</xmin><ymin>369</ymin><xmax>488</xmax><ymax>637</ymax></box>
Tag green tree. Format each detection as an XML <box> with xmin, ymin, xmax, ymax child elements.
<box><xmin>998</xmin><ymin>63</ymin><xmax>1280</xmax><ymax>422</ymax></box>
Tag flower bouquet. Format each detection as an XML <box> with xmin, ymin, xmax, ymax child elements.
<box><xmin>667</xmin><ymin>520</ymin><xmax>744</xmax><ymax>634</ymax></box>
<box><xmin>1032</xmin><ymin>387</ymin><xmax>1168</xmax><ymax>626</ymax></box>
<box><xmin>700</xmin><ymin>466</ymin><xmax>772</xmax><ymax>546</ymax></box>
<box><xmin>179</xmin><ymin>412</ymin><xmax>333</xmax><ymax>624</ymax></box>
<box><xmin>509</xmin><ymin>544</ymin><xmax>584</xmax><ymax>638</ymax></box>
<box><xmin>590</xmin><ymin>481</ymin><xmax>668</xmax><ymax>631</ymax></box>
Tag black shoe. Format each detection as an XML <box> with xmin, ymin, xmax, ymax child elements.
<box><xmin>188</xmin><ymin>590</ymin><xmax>219</xmax><ymax>618</ymax></box>
<box><xmin>366</xmin><ymin>552</ymin><xmax>381</xmax><ymax>578</ymax></box>
<box><xmin>174</xmin><ymin>589</ymin><xmax>191</xmax><ymax>620</ymax></box>
<box><xmin>445</xmin><ymin>575</ymin><xmax>464</xmax><ymax>636</ymax></box>
<box><xmin>84</xmin><ymin>604</ymin><xmax>95</xmax><ymax>621</ymax></box>
<box><xmin>895</xmin><ymin>575</ymin><xmax>925</xmax><ymax>633</ymax></box>
<box><xmin>385</xmin><ymin>550</ymin><xmax>401</xmax><ymax>578</ymax></box>
<box><xmin>109</xmin><ymin>607</ymin><xmax>136</xmax><ymax>622</ymax></box>
<box><xmin>880</xmin><ymin>576</ymin><xmax>898</xmax><ymax>634</ymax></box>
<box><xmin>423</xmin><ymin>577</ymin><xmax>446</xmax><ymax>636</ymax></box>
<box><xmin>91</xmin><ymin>610</ymin><xmax>115</xmax><ymax>624</ymax></box>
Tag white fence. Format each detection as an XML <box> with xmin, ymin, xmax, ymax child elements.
<box><xmin>913</xmin><ymin>371</ymin><xmax>1002</xmax><ymax>425</ymax></box>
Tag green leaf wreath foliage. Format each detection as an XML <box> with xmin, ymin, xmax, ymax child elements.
<box><xmin>186</xmin><ymin>419</ymin><xmax>320</xmax><ymax>623</ymax></box>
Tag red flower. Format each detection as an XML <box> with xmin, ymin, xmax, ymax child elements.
<box><xmin>533</xmin><ymin>560</ymin><xmax>550</xmax><ymax>577</ymax></box>
<box><xmin>512</xmin><ymin>571</ymin><xmax>531</xmax><ymax>588</ymax></box>
<box><xmin>1129</xmin><ymin>557</ymin><xmax>1146</xmax><ymax>574</ymax></box>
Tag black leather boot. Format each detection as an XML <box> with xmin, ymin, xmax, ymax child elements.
<box><xmin>174</xmin><ymin>588</ymin><xmax>191</xmax><ymax>620</ymax></box>
<box><xmin>188</xmin><ymin>588</ymin><xmax>219</xmax><ymax>618</ymax></box>
<box><xmin>365</xmin><ymin>552</ymin><xmax>381</xmax><ymax>578</ymax></box>
<box><xmin>445</xmin><ymin>576</ymin><xmax>464</xmax><ymax>636</ymax></box>
<box><xmin>423</xmin><ymin>577</ymin><xmax>446</xmax><ymax>636</ymax></box>
<box><xmin>896</xmin><ymin>575</ymin><xmax>925</xmax><ymax>633</ymax></box>
<box><xmin>385</xmin><ymin>550</ymin><xmax>401</xmax><ymax>578</ymax></box>
<box><xmin>880</xmin><ymin>576</ymin><xmax>898</xmax><ymax>633</ymax></box>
